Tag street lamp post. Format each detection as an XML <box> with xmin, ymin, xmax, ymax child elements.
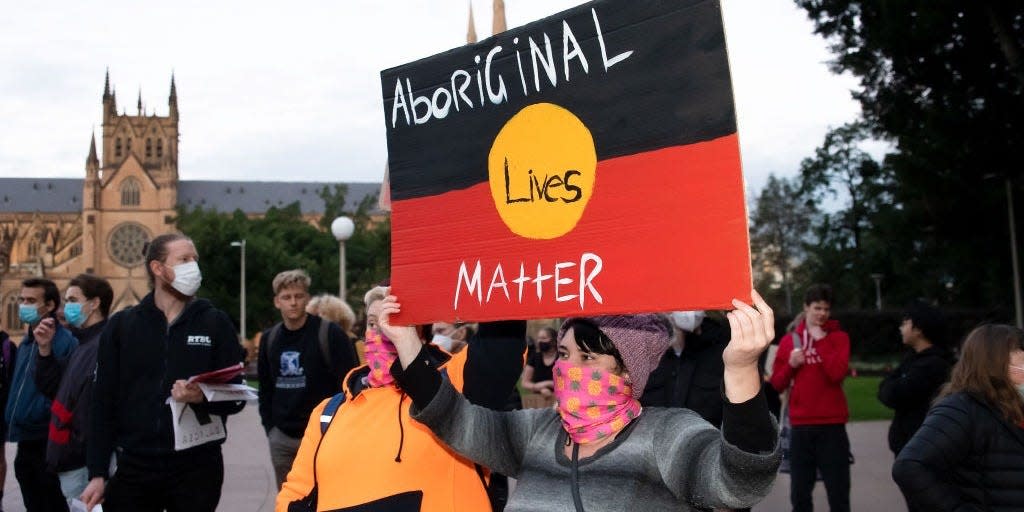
<box><xmin>331</xmin><ymin>217</ymin><xmax>355</xmax><ymax>300</ymax></box>
<box><xmin>870</xmin><ymin>273</ymin><xmax>883</xmax><ymax>312</ymax></box>
<box><xmin>231</xmin><ymin>239</ymin><xmax>246</xmax><ymax>342</ymax></box>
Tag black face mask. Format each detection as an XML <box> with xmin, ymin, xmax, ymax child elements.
<box><xmin>538</xmin><ymin>342</ymin><xmax>553</xmax><ymax>352</ymax></box>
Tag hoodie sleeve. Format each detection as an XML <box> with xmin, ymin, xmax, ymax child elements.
<box><xmin>461</xmin><ymin>320</ymin><xmax>527</xmax><ymax>410</ymax></box>
<box><xmin>769</xmin><ymin>334</ymin><xmax>795</xmax><ymax>393</ymax></box>
<box><xmin>191</xmin><ymin>309</ymin><xmax>246</xmax><ymax>417</ymax></box>
<box><xmin>878</xmin><ymin>355</ymin><xmax>950</xmax><ymax>410</ymax></box>
<box><xmin>88</xmin><ymin>314</ymin><xmax>120</xmax><ymax>479</ymax></box>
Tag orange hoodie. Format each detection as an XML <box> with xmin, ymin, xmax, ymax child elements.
<box><xmin>276</xmin><ymin>346</ymin><xmax>491</xmax><ymax>512</ymax></box>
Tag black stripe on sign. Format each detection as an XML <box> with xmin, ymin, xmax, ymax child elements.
<box><xmin>381</xmin><ymin>0</ymin><xmax>736</xmax><ymax>201</ymax></box>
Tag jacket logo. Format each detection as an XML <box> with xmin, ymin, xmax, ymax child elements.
<box><xmin>187</xmin><ymin>335</ymin><xmax>212</xmax><ymax>347</ymax></box>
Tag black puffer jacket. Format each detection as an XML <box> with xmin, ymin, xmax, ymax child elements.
<box><xmin>877</xmin><ymin>346</ymin><xmax>954</xmax><ymax>454</ymax></box>
<box><xmin>892</xmin><ymin>392</ymin><xmax>1024</xmax><ymax>511</ymax></box>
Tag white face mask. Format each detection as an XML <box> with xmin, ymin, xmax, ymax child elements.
<box><xmin>670</xmin><ymin>311</ymin><xmax>705</xmax><ymax>333</ymax></box>
<box><xmin>169</xmin><ymin>261</ymin><xmax>202</xmax><ymax>297</ymax></box>
<box><xmin>432</xmin><ymin>333</ymin><xmax>454</xmax><ymax>352</ymax></box>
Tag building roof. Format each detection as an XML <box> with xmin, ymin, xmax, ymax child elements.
<box><xmin>0</xmin><ymin>178</ymin><xmax>382</xmax><ymax>215</ymax></box>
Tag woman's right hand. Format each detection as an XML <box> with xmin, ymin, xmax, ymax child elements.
<box><xmin>81</xmin><ymin>477</ymin><xmax>105</xmax><ymax>510</ymax></box>
<box><xmin>378</xmin><ymin>294</ymin><xmax>426</xmax><ymax>369</ymax></box>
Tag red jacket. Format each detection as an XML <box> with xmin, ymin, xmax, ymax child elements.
<box><xmin>770</xmin><ymin>319</ymin><xmax>850</xmax><ymax>426</ymax></box>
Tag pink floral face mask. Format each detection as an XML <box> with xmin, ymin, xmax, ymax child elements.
<box><xmin>364</xmin><ymin>328</ymin><xmax>398</xmax><ymax>388</ymax></box>
<box><xmin>553</xmin><ymin>360</ymin><xmax>641</xmax><ymax>445</ymax></box>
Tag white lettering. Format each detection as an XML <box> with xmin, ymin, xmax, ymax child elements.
<box><xmin>529</xmin><ymin>34</ymin><xmax>557</xmax><ymax>92</ymax></box>
<box><xmin>579</xmin><ymin>252</ymin><xmax>604</xmax><ymax>309</ymax></box>
<box><xmin>593</xmin><ymin>8</ymin><xmax>633</xmax><ymax>71</ymax></box>
<box><xmin>562</xmin><ymin>21</ymin><xmax>589</xmax><ymax>82</ymax></box>
<box><xmin>408</xmin><ymin>79</ymin><xmax>432</xmax><ymax>125</ymax></box>
<box><xmin>454</xmin><ymin>260</ymin><xmax>483</xmax><ymax>310</ymax></box>
<box><xmin>554</xmin><ymin>262</ymin><xmax>578</xmax><ymax>302</ymax></box>
<box><xmin>450</xmin><ymin>70</ymin><xmax>474</xmax><ymax>112</ymax></box>
<box><xmin>532</xmin><ymin>263</ymin><xmax>553</xmax><ymax>301</ymax></box>
<box><xmin>512</xmin><ymin>263</ymin><xmax>530</xmax><ymax>303</ymax></box>
<box><xmin>431</xmin><ymin>87</ymin><xmax>453</xmax><ymax>119</ymax></box>
<box><xmin>486</xmin><ymin>264</ymin><xmax>510</xmax><ymax>302</ymax></box>
<box><xmin>485</xmin><ymin>46</ymin><xmax>509</xmax><ymax>105</ymax></box>
<box><xmin>391</xmin><ymin>79</ymin><xmax>410</xmax><ymax>128</ymax></box>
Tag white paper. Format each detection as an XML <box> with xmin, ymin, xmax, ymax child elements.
<box><xmin>69</xmin><ymin>499</ymin><xmax>102</xmax><ymax>512</ymax></box>
<box><xmin>166</xmin><ymin>399</ymin><xmax>226</xmax><ymax>451</ymax></box>
<box><xmin>196</xmin><ymin>383</ymin><xmax>258</xmax><ymax>402</ymax></box>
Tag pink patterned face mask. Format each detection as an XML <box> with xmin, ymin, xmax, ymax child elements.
<box><xmin>364</xmin><ymin>328</ymin><xmax>398</xmax><ymax>388</ymax></box>
<box><xmin>553</xmin><ymin>360</ymin><xmax>641</xmax><ymax>445</ymax></box>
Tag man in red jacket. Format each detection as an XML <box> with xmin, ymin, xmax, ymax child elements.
<box><xmin>771</xmin><ymin>284</ymin><xmax>851</xmax><ymax>512</ymax></box>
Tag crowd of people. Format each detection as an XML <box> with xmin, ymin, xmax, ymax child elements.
<box><xmin>0</xmin><ymin>231</ymin><xmax>1022</xmax><ymax>511</ymax></box>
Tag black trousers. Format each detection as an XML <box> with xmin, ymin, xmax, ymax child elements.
<box><xmin>104</xmin><ymin>446</ymin><xmax>224</xmax><ymax>512</ymax></box>
<box><xmin>789</xmin><ymin>424</ymin><xmax>850</xmax><ymax>512</ymax></box>
<box><xmin>14</xmin><ymin>439</ymin><xmax>68</xmax><ymax>512</ymax></box>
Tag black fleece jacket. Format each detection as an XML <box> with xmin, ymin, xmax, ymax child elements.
<box><xmin>87</xmin><ymin>293</ymin><xmax>246</xmax><ymax>479</ymax></box>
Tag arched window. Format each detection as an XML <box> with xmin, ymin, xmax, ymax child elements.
<box><xmin>145</xmin><ymin>139</ymin><xmax>152</xmax><ymax>158</ymax></box>
<box><xmin>156</xmin><ymin>139</ymin><xmax>163</xmax><ymax>158</ymax></box>
<box><xmin>4</xmin><ymin>295</ymin><xmax>19</xmax><ymax>331</ymax></box>
<box><xmin>121</xmin><ymin>178</ymin><xmax>141</xmax><ymax>207</ymax></box>
<box><xmin>27</xmin><ymin>238</ymin><xmax>39</xmax><ymax>257</ymax></box>
<box><xmin>126</xmin><ymin>138</ymin><xmax>132</xmax><ymax>152</ymax></box>
<box><xmin>115</xmin><ymin>138</ymin><xmax>123</xmax><ymax>157</ymax></box>
<box><xmin>70</xmin><ymin>243</ymin><xmax>82</xmax><ymax>258</ymax></box>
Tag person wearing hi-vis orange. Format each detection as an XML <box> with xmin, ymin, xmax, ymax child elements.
<box><xmin>276</xmin><ymin>286</ymin><xmax>525</xmax><ymax>511</ymax></box>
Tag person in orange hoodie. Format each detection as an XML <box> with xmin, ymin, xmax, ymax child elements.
<box><xmin>276</xmin><ymin>286</ymin><xmax>525</xmax><ymax>511</ymax></box>
<box><xmin>770</xmin><ymin>284</ymin><xmax>851</xmax><ymax>512</ymax></box>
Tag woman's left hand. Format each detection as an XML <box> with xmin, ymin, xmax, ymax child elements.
<box><xmin>722</xmin><ymin>290</ymin><xmax>775</xmax><ymax>371</ymax></box>
<box><xmin>378</xmin><ymin>294</ymin><xmax>426</xmax><ymax>368</ymax></box>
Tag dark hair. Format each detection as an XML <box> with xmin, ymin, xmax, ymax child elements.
<box><xmin>803</xmin><ymin>284</ymin><xmax>834</xmax><ymax>306</ymax></box>
<box><xmin>903</xmin><ymin>301</ymin><xmax>949</xmax><ymax>347</ymax></box>
<box><xmin>940</xmin><ymin>324</ymin><xmax>1024</xmax><ymax>424</ymax></box>
<box><xmin>563</xmin><ymin>318</ymin><xmax>626</xmax><ymax>371</ymax></box>
<box><xmin>69</xmin><ymin>273</ymin><xmax>114</xmax><ymax>319</ymax></box>
<box><xmin>144</xmin><ymin>233</ymin><xmax>191</xmax><ymax>287</ymax></box>
<box><xmin>22</xmin><ymin>278</ymin><xmax>61</xmax><ymax>312</ymax></box>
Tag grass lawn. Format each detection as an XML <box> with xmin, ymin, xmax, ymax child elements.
<box><xmin>845</xmin><ymin>375</ymin><xmax>893</xmax><ymax>422</ymax></box>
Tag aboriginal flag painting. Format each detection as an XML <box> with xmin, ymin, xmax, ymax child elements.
<box><xmin>381</xmin><ymin>0</ymin><xmax>750</xmax><ymax>324</ymax></box>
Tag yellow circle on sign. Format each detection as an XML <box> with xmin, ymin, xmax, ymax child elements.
<box><xmin>488</xmin><ymin>103</ymin><xmax>597</xmax><ymax>240</ymax></box>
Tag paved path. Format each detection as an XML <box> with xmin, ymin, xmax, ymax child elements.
<box><xmin>3</xmin><ymin>408</ymin><xmax>903</xmax><ymax>511</ymax></box>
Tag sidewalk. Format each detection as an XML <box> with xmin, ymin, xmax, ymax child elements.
<box><xmin>3</xmin><ymin>411</ymin><xmax>902</xmax><ymax>511</ymax></box>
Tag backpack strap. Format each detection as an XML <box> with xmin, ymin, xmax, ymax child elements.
<box><xmin>317</xmin><ymin>317</ymin><xmax>331</xmax><ymax>369</ymax></box>
<box><xmin>319</xmin><ymin>392</ymin><xmax>346</xmax><ymax>434</ymax></box>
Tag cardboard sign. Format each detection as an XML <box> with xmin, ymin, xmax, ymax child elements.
<box><xmin>381</xmin><ymin>0</ymin><xmax>750</xmax><ymax>323</ymax></box>
<box><xmin>167</xmin><ymin>399</ymin><xmax>226</xmax><ymax>451</ymax></box>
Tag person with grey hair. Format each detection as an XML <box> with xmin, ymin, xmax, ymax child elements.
<box><xmin>377</xmin><ymin>291</ymin><xmax>781</xmax><ymax>511</ymax></box>
<box><xmin>258</xmin><ymin>270</ymin><xmax>357</xmax><ymax>488</ymax></box>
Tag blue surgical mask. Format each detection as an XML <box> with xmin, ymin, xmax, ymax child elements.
<box><xmin>18</xmin><ymin>304</ymin><xmax>41</xmax><ymax>325</ymax></box>
<box><xmin>64</xmin><ymin>303</ymin><xmax>87</xmax><ymax>328</ymax></box>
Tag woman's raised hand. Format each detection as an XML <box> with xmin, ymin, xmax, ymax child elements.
<box><xmin>722</xmin><ymin>290</ymin><xmax>776</xmax><ymax>371</ymax></box>
<box><xmin>378</xmin><ymin>293</ymin><xmax>426</xmax><ymax>367</ymax></box>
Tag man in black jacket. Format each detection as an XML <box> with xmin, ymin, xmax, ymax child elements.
<box><xmin>257</xmin><ymin>269</ymin><xmax>357</xmax><ymax>488</ymax></box>
<box><xmin>34</xmin><ymin>274</ymin><xmax>113</xmax><ymax>502</ymax></box>
<box><xmin>640</xmin><ymin>311</ymin><xmax>729</xmax><ymax>427</ymax></box>
<box><xmin>82</xmin><ymin>234</ymin><xmax>246</xmax><ymax>512</ymax></box>
<box><xmin>878</xmin><ymin>302</ymin><xmax>953</xmax><ymax>461</ymax></box>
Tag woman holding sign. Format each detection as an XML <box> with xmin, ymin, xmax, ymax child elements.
<box><xmin>378</xmin><ymin>291</ymin><xmax>780</xmax><ymax>511</ymax></box>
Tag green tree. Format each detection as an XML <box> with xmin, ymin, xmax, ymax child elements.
<box><xmin>176</xmin><ymin>189</ymin><xmax>391</xmax><ymax>338</ymax></box>
<box><xmin>795</xmin><ymin>0</ymin><xmax>1024</xmax><ymax>310</ymax></box>
<box><xmin>750</xmin><ymin>174</ymin><xmax>817</xmax><ymax>314</ymax></box>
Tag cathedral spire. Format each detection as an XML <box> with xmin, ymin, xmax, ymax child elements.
<box><xmin>87</xmin><ymin>131</ymin><xmax>98</xmax><ymax>166</ymax></box>
<box><xmin>103</xmin><ymin>68</ymin><xmax>111</xmax><ymax>99</ymax></box>
<box><xmin>169</xmin><ymin>72</ymin><xmax>178</xmax><ymax>119</ymax></box>
<box><xmin>137</xmin><ymin>87</ymin><xmax>143</xmax><ymax>115</ymax></box>
<box><xmin>492</xmin><ymin>0</ymin><xmax>506</xmax><ymax>35</ymax></box>
<box><xmin>467</xmin><ymin>1</ymin><xmax>477</xmax><ymax>44</ymax></box>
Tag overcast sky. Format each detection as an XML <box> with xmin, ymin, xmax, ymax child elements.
<box><xmin>0</xmin><ymin>0</ymin><xmax>865</xmax><ymax>197</ymax></box>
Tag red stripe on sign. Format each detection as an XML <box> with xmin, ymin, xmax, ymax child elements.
<box><xmin>390</xmin><ymin>133</ymin><xmax>750</xmax><ymax>324</ymax></box>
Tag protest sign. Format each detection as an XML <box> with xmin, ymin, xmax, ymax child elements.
<box><xmin>382</xmin><ymin>0</ymin><xmax>750</xmax><ymax>323</ymax></box>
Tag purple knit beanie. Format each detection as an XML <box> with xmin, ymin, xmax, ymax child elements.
<box><xmin>558</xmin><ymin>314</ymin><xmax>672</xmax><ymax>399</ymax></box>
